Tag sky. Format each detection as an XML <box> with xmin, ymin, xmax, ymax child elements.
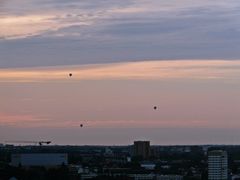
<box><xmin>1</xmin><ymin>0</ymin><xmax>240</xmax><ymax>145</ymax></box>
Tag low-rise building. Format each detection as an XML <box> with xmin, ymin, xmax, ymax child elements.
<box><xmin>140</xmin><ymin>162</ymin><xmax>156</xmax><ymax>170</ymax></box>
<box><xmin>156</xmin><ymin>175</ymin><xmax>183</xmax><ymax>180</ymax></box>
<box><xmin>11</xmin><ymin>153</ymin><xmax>68</xmax><ymax>167</ymax></box>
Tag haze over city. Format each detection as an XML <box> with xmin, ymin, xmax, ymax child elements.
<box><xmin>1</xmin><ymin>0</ymin><xmax>240</xmax><ymax>145</ymax></box>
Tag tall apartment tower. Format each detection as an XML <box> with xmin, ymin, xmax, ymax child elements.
<box><xmin>208</xmin><ymin>150</ymin><xmax>228</xmax><ymax>180</ymax></box>
<box><xmin>133</xmin><ymin>141</ymin><xmax>150</xmax><ymax>159</ymax></box>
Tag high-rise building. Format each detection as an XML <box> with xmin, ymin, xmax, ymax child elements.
<box><xmin>208</xmin><ymin>150</ymin><xmax>228</xmax><ymax>180</ymax></box>
<box><xmin>133</xmin><ymin>141</ymin><xmax>150</xmax><ymax>159</ymax></box>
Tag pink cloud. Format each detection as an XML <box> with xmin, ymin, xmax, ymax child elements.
<box><xmin>0</xmin><ymin>112</ymin><xmax>50</xmax><ymax>127</ymax></box>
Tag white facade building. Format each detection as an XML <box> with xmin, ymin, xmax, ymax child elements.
<box><xmin>208</xmin><ymin>150</ymin><xmax>228</xmax><ymax>180</ymax></box>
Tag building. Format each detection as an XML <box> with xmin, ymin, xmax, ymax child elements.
<box><xmin>130</xmin><ymin>174</ymin><xmax>155</xmax><ymax>180</ymax></box>
<box><xmin>156</xmin><ymin>175</ymin><xmax>183</xmax><ymax>180</ymax></box>
<box><xmin>11</xmin><ymin>153</ymin><xmax>68</xmax><ymax>167</ymax></box>
<box><xmin>129</xmin><ymin>174</ymin><xmax>183</xmax><ymax>180</ymax></box>
<box><xmin>133</xmin><ymin>141</ymin><xmax>150</xmax><ymax>159</ymax></box>
<box><xmin>140</xmin><ymin>162</ymin><xmax>156</xmax><ymax>170</ymax></box>
<box><xmin>208</xmin><ymin>150</ymin><xmax>228</xmax><ymax>180</ymax></box>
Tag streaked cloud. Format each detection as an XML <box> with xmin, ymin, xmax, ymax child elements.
<box><xmin>0</xmin><ymin>112</ymin><xmax>50</xmax><ymax>127</ymax></box>
<box><xmin>0</xmin><ymin>0</ymin><xmax>132</xmax><ymax>39</ymax></box>
<box><xmin>1</xmin><ymin>0</ymin><xmax>240</xmax><ymax>68</ymax></box>
<box><xmin>1</xmin><ymin>0</ymin><xmax>240</xmax><ymax>144</ymax></box>
<box><xmin>0</xmin><ymin>12</ymin><xmax>99</xmax><ymax>39</ymax></box>
<box><xmin>0</xmin><ymin>60</ymin><xmax>240</xmax><ymax>82</ymax></box>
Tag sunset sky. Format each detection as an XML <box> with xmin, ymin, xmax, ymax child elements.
<box><xmin>1</xmin><ymin>0</ymin><xmax>240</xmax><ymax>145</ymax></box>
